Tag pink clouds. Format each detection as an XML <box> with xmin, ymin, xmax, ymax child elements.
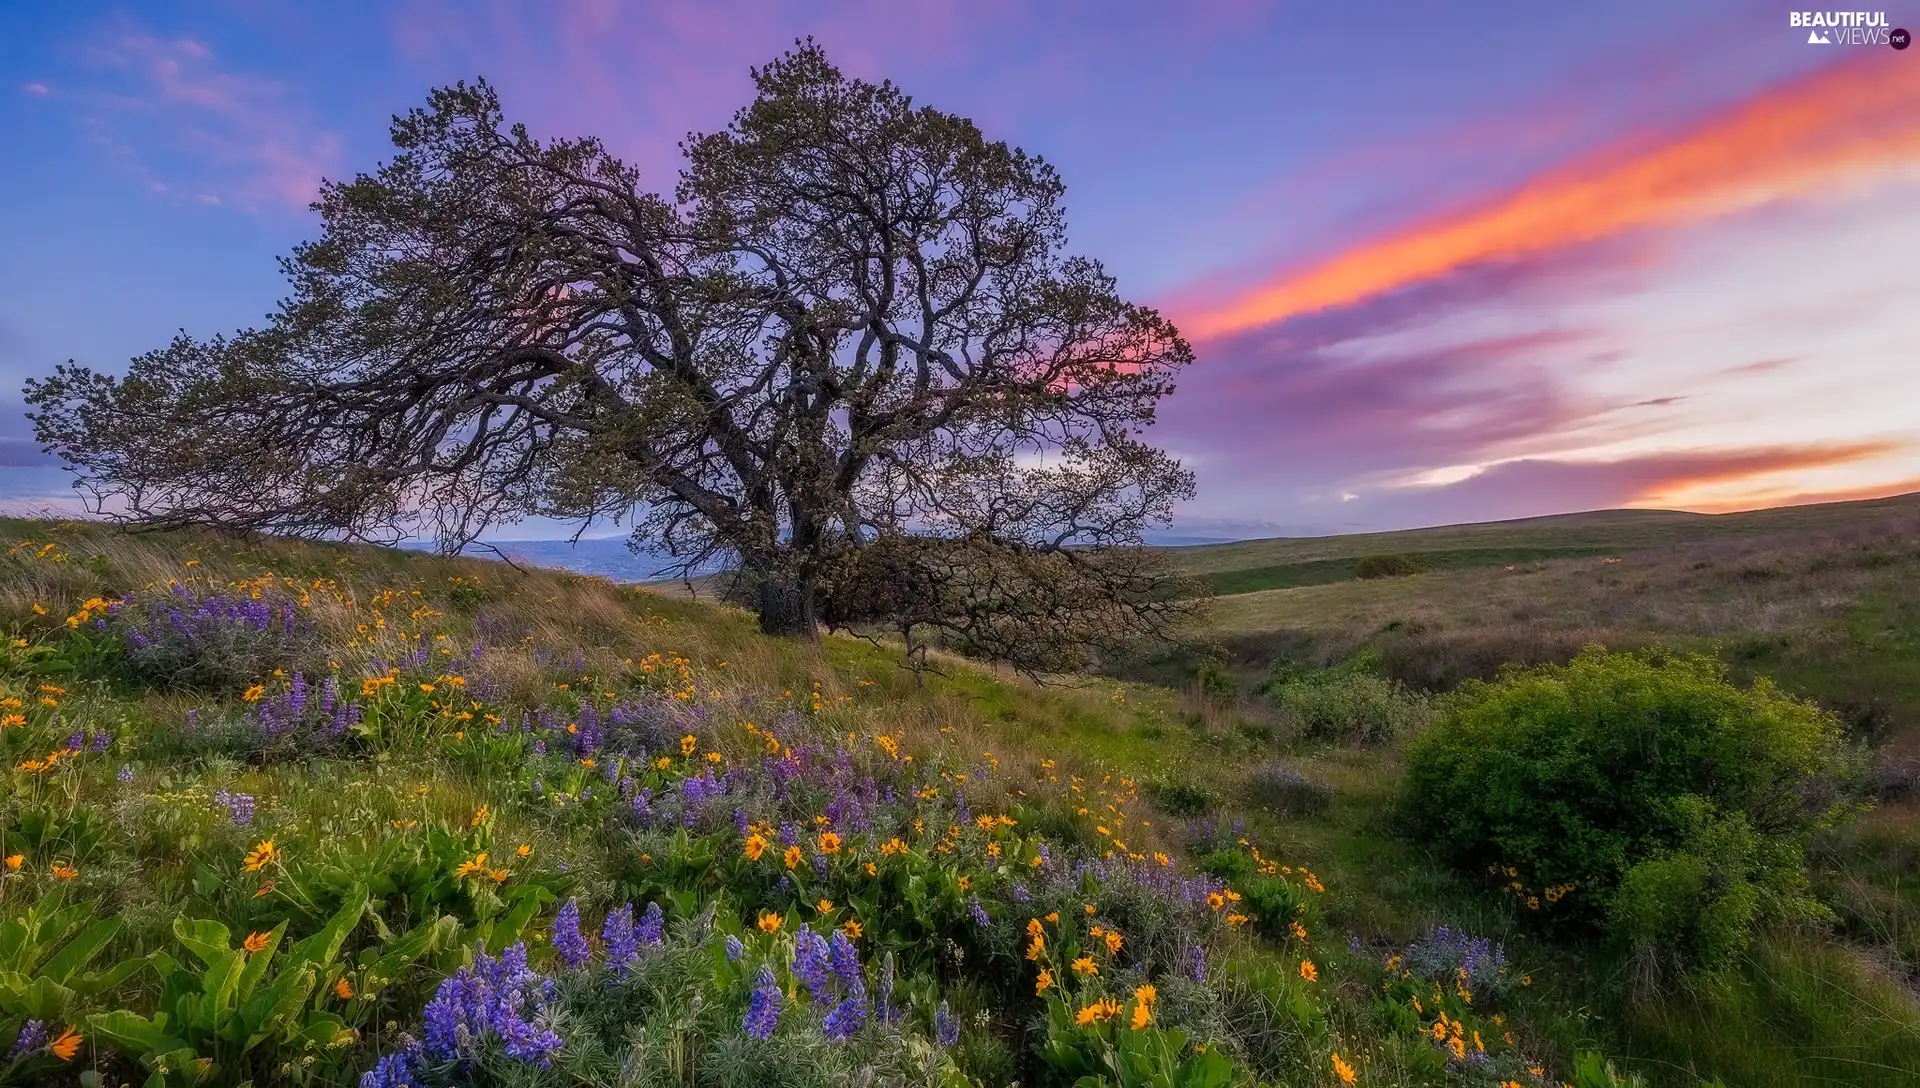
<box><xmin>67</xmin><ymin>27</ymin><xmax>341</xmax><ymax>209</ymax></box>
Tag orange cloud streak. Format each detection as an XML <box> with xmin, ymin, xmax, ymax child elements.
<box><xmin>1187</xmin><ymin>53</ymin><xmax>1920</xmax><ymax>340</ymax></box>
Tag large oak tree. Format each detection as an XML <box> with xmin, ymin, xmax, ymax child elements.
<box><xmin>27</xmin><ymin>43</ymin><xmax>1199</xmax><ymax>656</ymax></box>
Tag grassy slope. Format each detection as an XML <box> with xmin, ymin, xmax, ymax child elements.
<box><xmin>6</xmin><ymin>517</ymin><xmax>1919</xmax><ymax>1086</ymax></box>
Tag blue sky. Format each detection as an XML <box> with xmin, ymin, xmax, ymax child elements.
<box><xmin>3</xmin><ymin>1</ymin><xmax>1917</xmax><ymax>539</ymax></box>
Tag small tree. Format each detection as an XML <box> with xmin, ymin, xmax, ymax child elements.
<box><xmin>26</xmin><ymin>43</ymin><xmax>1198</xmax><ymax>643</ymax></box>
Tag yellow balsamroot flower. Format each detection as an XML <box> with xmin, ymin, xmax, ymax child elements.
<box><xmin>1026</xmin><ymin>934</ymin><xmax>1045</xmax><ymax>960</ymax></box>
<box><xmin>48</xmin><ymin>1026</ymin><xmax>82</xmax><ymax>1062</ymax></box>
<box><xmin>817</xmin><ymin>831</ymin><xmax>842</xmax><ymax>855</ymax></box>
<box><xmin>243</xmin><ymin>685</ymin><xmax>265</xmax><ymax>702</ymax></box>
<box><xmin>1071</xmin><ymin>956</ymin><xmax>1098</xmax><ymax>977</ymax></box>
<box><xmin>471</xmin><ymin>805</ymin><xmax>489</xmax><ymax>828</ymax></box>
<box><xmin>454</xmin><ymin>853</ymin><xmax>490</xmax><ymax>879</ymax></box>
<box><xmin>680</xmin><ymin>734</ymin><xmax>697</xmax><ymax>757</ymax></box>
<box><xmin>757</xmin><ymin>912</ymin><xmax>783</xmax><ymax>934</ymax></box>
<box><xmin>243</xmin><ymin>931</ymin><xmax>272</xmax><ymax>954</ymax></box>
<box><xmin>1331</xmin><ymin>1053</ymin><xmax>1357</xmax><ymax>1084</ymax></box>
<box><xmin>1226</xmin><ymin>913</ymin><xmax>1250</xmax><ymax>928</ymax></box>
<box><xmin>4</xmin><ymin>854</ymin><xmax>21</xmax><ymax>871</ymax></box>
<box><xmin>1130</xmin><ymin>985</ymin><xmax>1157</xmax><ymax>1030</ymax></box>
<box><xmin>242</xmin><ymin>839</ymin><xmax>280</xmax><ymax>872</ymax></box>
<box><xmin>1299</xmin><ymin>959</ymin><xmax>1319</xmax><ymax>983</ymax></box>
<box><xmin>842</xmin><ymin>919</ymin><xmax>862</xmax><ymax>940</ymax></box>
<box><xmin>880</xmin><ymin>837</ymin><xmax>907</xmax><ymax>857</ymax></box>
<box><xmin>1290</xmin><ymin>921</ymin><xmax>1308</xmax><ymax>942</ymax></box>
<box><xmin>254</xmin><ymin>880</ymin><xmax>276</xmax><ymax>899</ymax></box>
<box><xmin>1036</xmin><ymin>968</ymin><xmax>1055</xmax><ymax>994</ymax></box>
<box><xmin>743</xmin><ymin>833</ymin><xmax>768</xmax><ymax>861</ymax></box>
<box><xmin>1103</xmin><ymin>930</ymin><xmax>1124</xmax><ymax>956</ymax></box>
<box><xmin>1075</xmin><ymin>997</ymin><xmax>1122</xmax><ymax>1026</ymax></box>
<box><xmin>1026</xmin><ymin>918</ymin><xmax>1044</xmax><ymax>938</ymax></box>
<box><xmin>51</xmin><ymin>862</ymin><xmax>79</xmax><ymax>881</ymax></box>
<box><xmin>335</xmin><ymin>977</ymin><xmax>355</xmax><ymax>1000</ymax></box>
<box><xmin>817</xmin><ymin>899</ymin><xmax>834</xmax><ymax>913</ymax></box>
<box><xmin>783</xmin><ymin>845</ymin><xmax>803</xmax><ymax>869</ymax></box>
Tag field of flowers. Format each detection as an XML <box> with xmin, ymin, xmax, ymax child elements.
<box><xmin>0</xmin><ymin>522</ymin><xmax>1651</xmax><ymax>1087</ymax></box>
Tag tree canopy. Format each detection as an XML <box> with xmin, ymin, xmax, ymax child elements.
<box><xmin>27</xmin><ymin>42</ymin><xmax>1200</xmax><ymax>664</ymax></box>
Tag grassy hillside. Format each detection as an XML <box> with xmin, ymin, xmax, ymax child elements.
<box><xmin>2</xmin><ymin>516</ymin><xmax>1917</xmax><ymax>1087</ymax></box>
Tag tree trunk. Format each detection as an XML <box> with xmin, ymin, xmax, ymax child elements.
<box><xmin>756</xmin><ymin>574</ymin><xmax>819</xmax><ymax>638</ymax></box>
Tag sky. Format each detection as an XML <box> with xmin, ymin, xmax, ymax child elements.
<box><xmin>2</xmin><ymin>1</ymin><xmax>1917</xmax><ymax>540</ymax></box>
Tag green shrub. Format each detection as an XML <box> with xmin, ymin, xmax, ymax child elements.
<box><xmin>1271</xmin><ymin>671</ymin><xmax>1431</xmax><ymax>746</ymax></box>
<box><xmin>1353</xmin><ymin>554</ymin><xmax>1422</xmax><ymax>579</ymax></box>
<box><xmin>1143</xmin><ymin>776</ymin><xmax>1216</xmax><ymax>817</ymax></box>
<box><xmin>1195</xmin><ymin>658</ymin><xmax>1237</xmax><ymax>703</ymax></box>
<box><xmin>1401</xmin><ymin>647</ymin><xmax>1853</xmax><ymax>970</ymax></box>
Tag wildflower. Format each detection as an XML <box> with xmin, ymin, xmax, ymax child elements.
<box><xmin>1299</xmin><ymin>959</ymin><xmax>1319</xmax><ymax>983</ymax></box>
<box><xmin>1226</xmin><ymin>913</ymin><xmax>1250</xmax><ymax>927</ymax></box>
<box><xmin>470</xmin><ymin>805</ymin><xmax>489</xmax><ymax>828</ymax></box>
<box><xmin>726</xmin><ymin>935</ymin><xmax>745</xmax><ymax>962</ymax></box>
<box><xmin>590</xmin><ymin>904</ymin><xmax>634</xmax><ymax>975</ymax></box>
<box><xmin>793</xmin><ymin>925</ymin><xmax>833</xmax><ymax>1002</ymax></box>
<box><xmin>1332</xmin><ymin>1052</ymin><xmax>1357</xmax><ymax>1084</ymax></box>
<box><xmin>243</xmin><ymin>930</ymin><xmax>273</xmax><ymax>954</ymax></box>
<box><xmin>242</xmin><ymin>839</ymin><xmax>280</xmax><ymax>872</ymax></box>
<box><xmin>680</xmin><ymin>734</ymin><xmax>697</xmax><ymax>757</ymax></box>
<box><xmin>51</xmin><ymin>863</ymin><xmax>78</xmax><ymax>881</ymax></box>
<box><xmin>4</xmin><ymin>854</ymin><xmax>21</xmax><ymax>871</ymax></box>
<box><xmin>552</xmin><ymin>899</ymin><xmax>590</xmax><ymax>969</ymax></box>
<box><xmin>254</xmin><ymin>880</ymin><xmax>276</xmax><ymax>898</ymax></box>
<box><xmin>741</xmin><ymin>965</ymin><xmax>784</xmax><ymax>1040</ymax></box>
<box><xmin>817</xmin><ymin>898</ymin><xmax>834</xmax><ymax>914</ymax></box>
<box><xmin>335</xmin><ymin>977</ymin><xmax>355</xmax><ymax>1000</ymax></box>
<box><xmin>117</xmin><ymin>764</ymin><xmax>134</xmax><ymax>783</ymax></box>
<box><xmin>842</xmin><ymin>919</ymin><xmax>862</xmax><ymax>940</ymax></box>
<box><xmin>817</xmin><ymin>830</ymin><xmax>842</xmax><ymax>855</ymax></box>
<box><xmin>1026</xmin><ymin>933</ymin><xmax>1046</xmax><ymax>960</ymax></box>
<box><xmin>758</xmin><ymin>911</ymin><xmax>783</xmax><ymax>934</ymax></box>
<box><xmin>1036</xmin><ymin>967</ymin><xmax>1055</xmax><ymax>994</ymax></box>
<box><xmin>1071</xmin><ymin>956</ymin><xmax>1098</xmax><ymax>977</ymax></box>
<box><xmin>969</xmin><ymin>895</ymin><xmax>990</xmax><ymax>928</ymax></box>
<box><xmin>1131</xmin><ymin>984</ymin><xmax>1157</xmax><ymax>1029</ymax></box>
<box><xmin>454</xmin><ymin>853</ymin><xmax>490</xmax><ymax>880</ymax></box>
<box><xmin>1103</xmin><ymin>929</ymin><xmax>1124</xmax><ymax>955</ymax></box>
<box><xmin>1291</xmin><ymin>921</ymin><xmax>1309</xmax><ymax>942</ymax></box>
<box><xmin>48</xmin><ymin>1026</ymin><xmax>82</xmax><ymax>1062</ymax></box>
<box><xmin>933</xmin><ymin>1001</ymin><xmax>959</xmax><ymax>1047</ymax></box>
<box><xmin>7</xmin><ymin>1020</ymin><xmax>47</xmax><ymax>1061</ymax></box>
<box><xmin>783</xmin><ymin>845</ymin><xmax>803</xmax><ymax>869</ymax></box>
<box><xmin>243</xmin><ymin>684</ymin><xmax>265</xmax><ymax>702</ymax></box>
<box><xmin>517</xmin><ymin>843</ymin><xmax>532</xmax><ymax>858</ymax></box>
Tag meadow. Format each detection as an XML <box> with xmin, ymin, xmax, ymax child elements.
<box><xmin>1</xmin><ymin>507</ymin><xmax>1916</xmax><ymax>1087</ymax></box>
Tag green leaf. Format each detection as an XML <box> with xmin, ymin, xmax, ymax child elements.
<box><xmin>173</xmin><ymin>918</ymin><xmax>234</xmax><ymax>968</ymax></box>
<box><xmin>17</xmin><ymin>974</ymin><xmax>77</xmax><ymax>1020</ymax></box>
<box><xmin>281</xmin><ymin>886</ymin><xmax>367</xmax><ymax>975</ymax></box>
<box><xmin>239</xmin><ymin>965</ymin><xmax>316</xmax><ymax>1051</ymax></box>
<box><xmin>39</xmin><ymin>916</ymin><xmax>121</xmax><ymax>985</ymax></box>
<box><xmin>86</xmin><ymin>1009</ymin><xmax>185</xmax><ymax>1057</ymax></box>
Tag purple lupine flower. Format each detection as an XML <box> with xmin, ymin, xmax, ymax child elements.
<box><xmin>743</xmin><ymin>965</ymin><xmax>782</xmax><ymax>1040</ymax></box>
<box><xmin>822</xmin><ymin>996</ymin><xmax>867</xmax><ymax>1042</ymax></box>
<box><xmin>1010</xmin><ymin>881</ymin><xmax>1031</xmax><ymax>904</ymax></box>
<box><xmin>968</xmin><ymin>895</ymin><xmax>990</xmax><ymax>928</ymax></box>
<box><xmin>1185</xmin><ymin>944</ymin><xmax>1208</xmax><ymax>983</ymax></box>
<box><xmin>419</xmin><ymin>943</ymin><xmax>562</xmax><ymax>1067</ymax></box>
<box><xmin>359</xmin><ymin>1039</ymin><xmax>423</xmax><ymax>1088</ymax></box>
<box><xmin>726</xmin><ymin>935</ymin><xmax>745</xmax><ymax>963</ymax></box>
<box><xmin>117</xmin><ymin>764</ymin><xmax>134</xmax><ymax>784</ymax></box>
<box><xmin>828</xmin><ymin>930</ymin><xmax>866</xmax><ymax>998</ymax></box>
<box><xmin>792</xmin><ymin>925</ymin><xmax>833</xmax><ymax>1002</ymax></box>
<box><xmin>933</xmin><ymin>1001</ymin><xmax>959</xmax><ymax>1047</ymax></box>
<box><xmin>631</xmin><ymin>788</ymin><xmax>652</xmax><ymax>825</ymax></box>
<box><xmin>552</xmin><ymin>899</ymin><xmax>590</xmax><ymax>969</ymax></box>
<box><xmin>89</xmin><ymin>730</ymin><xmax>112</xmax><ymax>751</ymax></box>
<box><xmin>636</xmin><ymin>902</ymin><xmax>665</xmax><ymax>947</ymax></box>
<box><xmin>8</xmin><ymin>1019</ymin><xmax>47</xmax><ymax>1060</ymax></box>
<box><xmin>531</xmin><ymin>739</ymin><xmax>548</xmax><ymax>757</ymax></box>
<box><xmin>603</xmin><ymin>904</ymin><xmax>636</xmax><ymax>973</ymax></box>
<box><xmin>64</xmin><ymin>730</ymin><xmax>84</xmax><ymax>751</ymax></box>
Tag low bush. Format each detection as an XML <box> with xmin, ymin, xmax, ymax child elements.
<box><xmin>1353</xmin><ymin>554</ymin><xmax>1423</xmax><ymax>579</ymax></box>
<box><xmin>1402</xmin><ymin>646</ymin><xmax>1856</xmax><ymax>972</ymax></box>
<box><xmin>111</xmin><ymin>584</ymin><xmax>328</xmax><ymax>691</ymax></box>
<box><xmin>1269</xmin><ymin>668</ymin><xmax>1432</xmax><ymax>746</ymax></box>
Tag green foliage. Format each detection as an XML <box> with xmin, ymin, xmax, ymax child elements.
<box><xmin>1038</xmin><ymin>1000</ymin><xmax>1238</xmax><ymax>1087</ymax></box>
<box><xmin>1402</xmin><ymin>647</ymin><xmax>1854</xmax><ymax>967</ymax></box>
<box><xmin>1142</xmin><ymin>777</ymin><xmax>1215</xmax><ymax>818</ymax></box>
<box><xmin>1268</xmin><ymin>666</ymin><xmax>1432</xmax><ymax>746</ymax></box>
<box><xmin>1194</xmin><ymin>659</ymin><xmax>1236</xmax><ymax>704</ymax></box>
<box><xmin>1353</xmin><ymin>554</ymin><xmax>1423</xmax><ymax>579</ymax></box>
